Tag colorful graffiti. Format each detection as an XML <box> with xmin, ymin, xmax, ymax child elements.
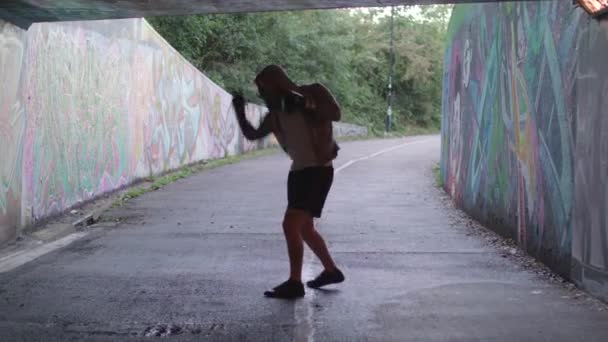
<box><xmin>0</xmin><ymin>18</ymin><xmax>270</xmax><ymax>243</ymax></box>
<box><xmin>0</xmin><ymin>20</ymin><xmax>26</xmax><ymax>243</ymax></box>
<box><xmin>18</xmin><ymin>19</ymin><xmax>256</xmax><ymax>224</ymax></box>
<box><xmin>441</xmin><ymin>2</ymin><xmax>581</xmax><ymax>276</ymax></box>
<box><xmin>443</xmin><ymin>2</ymin><xmax>608</xmax><ymax>299</ymax></box>
<box><xmin>0</xmin><ymin>17</ymin><xmax>361</xmax><ymax>246</ymax></box>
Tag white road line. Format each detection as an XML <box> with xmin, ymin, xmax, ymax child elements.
<box><xmin>0</xmin><ymin>232</ymin><xmax>89</xmax><ymax>273</ymax></box>
<box><xmin>334</xmin><ymin>138</ymin><xmax>431</xmax><ymax>174</ymax></box>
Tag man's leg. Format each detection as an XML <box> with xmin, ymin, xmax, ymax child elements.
<box><xmin>301</xmin><ymin>220</ymin><xmax>337</xmax><ymax>272</ymax></box>
<box><xmin>302</xmin><ymin>220</ymin><xmax>344</xmax><ymax>289</ymax></box>
<box><xmin>263</xmin><ymin>209</ymin><xmax>310</xmax><ymax>299</ymax></box>
<box><xmin>282</xmin><ymin>209</ymin><xmax>310</xmax><ymax>282</ymax></box>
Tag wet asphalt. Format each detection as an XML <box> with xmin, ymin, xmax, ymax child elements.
<box><xmin>1</xmin><ymin>136</ymin><xmax>607</xmax><ymax>342</ymax></box>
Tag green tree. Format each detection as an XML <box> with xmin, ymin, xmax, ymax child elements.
<box><xmin>147</xmin><ymin>5</ymin><xmax>451</xmax><ymax>134</ymax></box>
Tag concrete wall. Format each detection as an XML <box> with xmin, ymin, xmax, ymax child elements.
<box><xmin>0</xmin><ymin>19</ymin><xmax>27</xmax><ymax>244</ymax></box>
<box><xmin>572</xmin><ymin>17</ymin><xmax>608</xmax><ymax>302</ymax></box>
<box><xmin>334</xmin><ymin>122</ymin><xmax>368</xmax><ymax>138</ymax></box>
<box><xmin>0</xmin><ymin>18</ymin><xmax>366</xmax><ymax>246</ymax></box>
<box><xmin>441</xmin><ymin>1</ymin><xmax>608</xmax><ymax>300</ymax></box>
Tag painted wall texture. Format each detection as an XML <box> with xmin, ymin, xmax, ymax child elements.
<box><xmin>0</xmin><ymin>18</ymin><xmax>365</xmax><ymax>246</ymax></box>
<box><xmin>441</xmin><ymin>2</ymin><xmax>608</xmax><ymax>301</ymax></box>
<box><xmin>0</xmin><ymin>19</ymin><xmax>27</xmax><ymax>244</ymax></box>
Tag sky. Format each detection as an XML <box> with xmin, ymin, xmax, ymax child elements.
<box><xmin>349</xmin><ymin>5</ymin><xmax>449</xmax><ymax>22</ymax></box>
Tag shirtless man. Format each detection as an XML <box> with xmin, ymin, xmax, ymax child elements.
<box><xmin>232</xmin><ymin>65</ymin><xmax>345</xmax><ymax>299</ymax></box>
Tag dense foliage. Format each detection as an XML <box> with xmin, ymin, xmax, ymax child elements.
<box><xmin>147</xmin><ymin>6</ymin><xmax>451</xmax><ymax>134</ymax></box>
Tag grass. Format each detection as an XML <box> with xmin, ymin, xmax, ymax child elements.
<box><xmin>433</xmin><ymin>162</ymin><xmax>443</xmax><ymax>188</ymax></box>
<box><xmin>112</xmin><ymin>147</ymin><xmax>279</xmax><ymax>207</ymax></box>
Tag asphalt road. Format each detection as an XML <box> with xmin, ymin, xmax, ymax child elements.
<box><xmin>1</xmin><ymin>136</ymin><xmax>607</xmax><ymax>341</ymax></box>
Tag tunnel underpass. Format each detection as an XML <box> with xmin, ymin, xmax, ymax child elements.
<box><xmin>1</xmin><ymin>0</ymin><xmax>608</xmax><ymax>340</ymax></box>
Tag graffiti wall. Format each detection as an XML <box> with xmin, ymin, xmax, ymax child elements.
<box><xmin>0</xmin><ymin>20</ymin><xmax>27</xmax><ymax>243</ymax></box>
<box><xmin>442</xmin><ymin>2</ymin><xmax>608</xmax><ymax>300</ymax></box>
<box><xmin>1</xmin><ymin>18</ymin><xmax>261</xmax><ymax>240</ymax></box>
<box><xmin>0</xmin><ymin>17</ymin><xmax>366</xmax><ymax>246</ymax></box>
<box><xmin>16</xmin><ymin>18</ymin><xmax>265</xmax><ymax>229</ymax></box>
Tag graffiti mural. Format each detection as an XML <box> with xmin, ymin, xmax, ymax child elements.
<box><xmin>18</xmin><ymin>18</ymin><xmax>264</xmax><ymax>224</ymax></box>
<box><xmin>442</xmin><ymin>2</ymin><xmax>582</xmax><ymax>276</ymax></box>
<box><xmin>0</xmin><ymin>20</ymin><xmax>26</xmax><ymax>243</ymax></box>
<box><xmin>444</xmin><ymin>2</ymin><xmax>608</xmax><ymax>299</ymax></box>
<box><xmin>0</xmin><ymin>17</ymin><xmax>363</xmax><ymax>246</ymax></box>
<box><xmin>0</xmin><ymin>18</ymin><xmax>267</xmax><ymax>242</ymax></box>
<box><xmin>22</xmin><ymin>21</ymin><xmax>132</xmax><ymax>221</ymax></box>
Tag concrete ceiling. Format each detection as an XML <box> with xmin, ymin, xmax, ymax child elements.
<box><xmin>1</xmin><ymin>0</ymin><xmax>529</xmax><ymax>29</ymax></box>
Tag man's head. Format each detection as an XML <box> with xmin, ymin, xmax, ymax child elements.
<box><xmin>255</xmin><ymin>65</ymin><xmax>297</xmax><ymax>108</ymax></box>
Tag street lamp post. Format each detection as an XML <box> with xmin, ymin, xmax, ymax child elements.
<box><xmin>386</xmin><ymin>5</ymin><xmax>395</xmax><ymax>133</ymax></box>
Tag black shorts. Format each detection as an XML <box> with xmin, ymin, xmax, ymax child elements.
<box><xmin>287</xmin><ymin>166</ymin><xmax>334</xmax><ymax>218</ymax></box>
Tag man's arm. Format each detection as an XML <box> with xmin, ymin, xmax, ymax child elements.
<box><xmin>233</xmin><ymin>95</ymin><xmax>273</xmax><ymax>141</ymax></box>
<box><xmin>301</xmin><ymin>83</ymin><xmax>341</xmax><ymax>122</ymax></box>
